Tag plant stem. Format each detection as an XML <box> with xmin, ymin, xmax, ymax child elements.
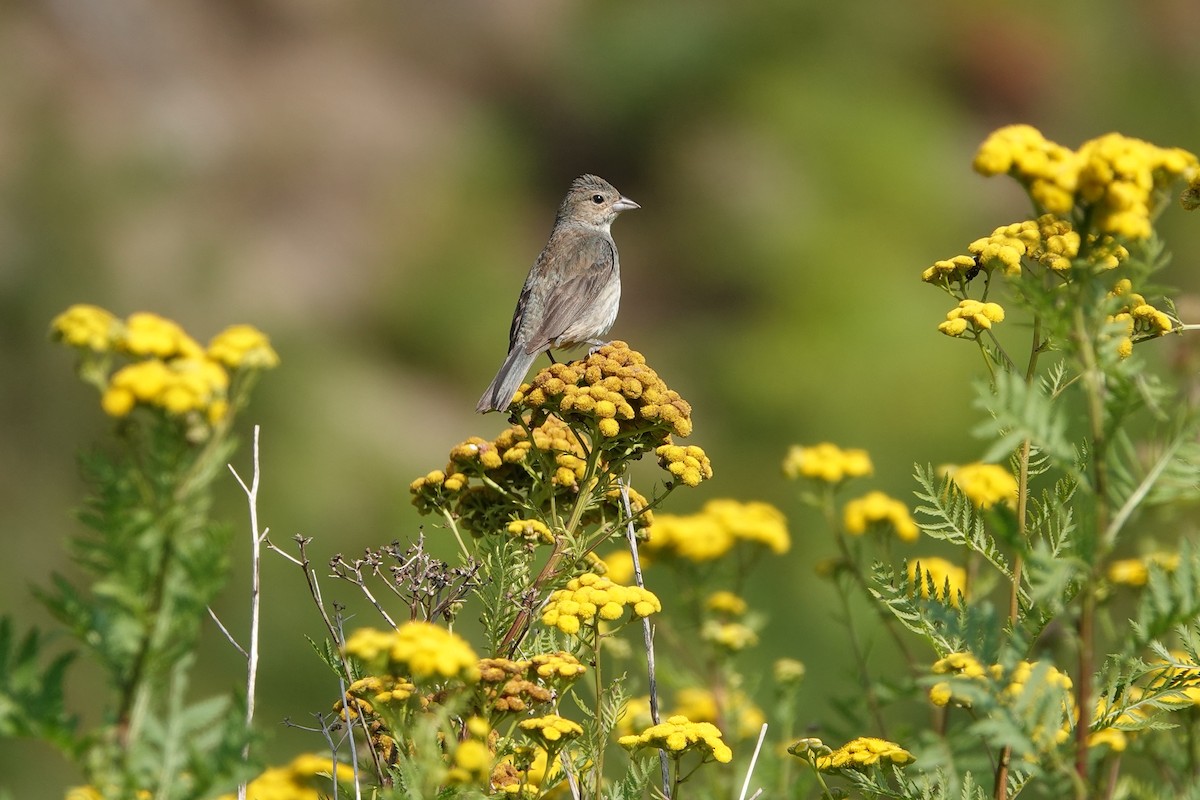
<box><xmin>1073</xmin><ymin>303</ymin><xmax>1111</xmax><ymax>791</ymax></box>
<box><xmin>997</xmin><ymin>317</ymin><xmax>1042</xmax><ymax>800</ymax></box>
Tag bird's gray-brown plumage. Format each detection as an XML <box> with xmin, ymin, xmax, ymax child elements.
<box><xmin>476</xmin><ymin>175</ymin><xmax>638</xmax><ymax>413</ymax></box>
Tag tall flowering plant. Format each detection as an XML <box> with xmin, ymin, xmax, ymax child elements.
<box><xmin>781</xmin><ymin>127</ymin><xmax>1200</xmax><ymax>800</ymax></box>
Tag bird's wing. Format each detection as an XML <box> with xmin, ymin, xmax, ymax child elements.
<box><xmin>521</xmin><ymin>234</ymin><xmax>617</xmax><ymax>355</ymax></box>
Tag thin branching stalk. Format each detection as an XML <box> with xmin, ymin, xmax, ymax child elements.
<box><xmin>619</xmin><ymin>478</ymin><xmax>671</xmax><ymax>798</ymax></box>
<box><xmin>227</xmin><ymin>425</ymin><xmax>267</xmax><ymax>800</ymax></box>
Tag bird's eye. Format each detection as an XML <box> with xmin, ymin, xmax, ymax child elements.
<box><xmin>591</xmin><ymin>194</ymin><xmax>604</xmax><ymax>204</ymax></box>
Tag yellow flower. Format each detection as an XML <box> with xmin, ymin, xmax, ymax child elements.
<box><xmin>119</xmin><ymin>312</ymin><xmax>203</xmax><ymax>359</ymax></box>
<box><xmin>506</xmin><ymin>518</ymin><xmax>554</xmax><ymax>544</ymax></box>
<box><xmin>921</xmin><ymin>254</ymin><xmax>979</xmax><ymax>284</ymax></box>
<box><xmin>656</xmin><ymin>442</ymin><xmax>714</xmax><ymax>487</ymax></box>
<box><xmin>782</xmin><ymin>443</ymin><xmax>872</xmax><ymax>483</ymax></box>
<box><xmin>207</xmin><ymin>323</ymin><xmax>280</xmax><ymax>370</ymax></box>
<box><xmin>968</xmin><ymin>220</ymin><xmax>1040</xmax><ymax>275</ymax></box>
<box><xmin>528</xmin><ymin>650</ymin><xmax>587</xmax><ymax>682</ymax></box>
<box><xmin>343</xmin><ymin>622</ymin><xmax>480</xmax><ymax>683</ymax></box>
<box><xmin>999</xmin><ymin>660</ymin><xmax>1074</xmax><ymax>749</ymax></box>
<box><xmin>1106</xmin><ymin>552</ymin><xmax>1179</xmax><ymax>587</ymax></box>
<box><xmin>519</xmin><ymin>714</ymin><xmax>584</xmax><ymax>745</ymax></box>
<box><xmin>944</xmin><ymin>462</ymin><xmax>1018</xmax><ymax>509</ymax></box>
<box><xmin>540</xmin><ymin>573</ymin><xmax>660</xmax><ymax>636</ymax></box>
<box><xmin>908</xmin><ymin>557</ymin><xmax>968</xmax><ymax>606</ymax></box>
<box><xmin>701</xmin><ymin>620</ymin><xmax>759</xmax><ymax>652</ymax></box>
<box><xmin>928</xmin><ymin>652</ymin><xmax>987</xmax><ymax>707</ymax></box>
<box><xmin>974</xmin><ymin>125</ymin><xmax>1080</xmax><ymax>216</ymax></box>
<box><xmin>842</xmin><ymin>491</ymin><xmax>919</xmax><ymax>542</ymax></box>
<box><xmin>702</xmin><ymin>498</ymin><xmax>790</xmax><ymax>553</ymax></box>
<box><xmin>937</xmin><ymin>299</ymin><xmax>1005</xmax><ymax>338</ymax></box>
<box><xmin>213</xmin><ymin>754</ymin><xmax>355</xmax><ymax>800</ymax></box>
<box><xmin>65</xmin><ymin>789</ymin><xmax>103</xmax><ymax>800</ymax></box>
<box><xmin>618</xmin><ymin>715</ymin><xmax>733</xmax><ymax>763</ymax></box>
<box><xmin>597</xmin><ymin>549</ymin><xmax>638</xmax><ymax>584</ymax></box>
<box><xmin>644</xmin><ymin>513</ymin><xmax>734</xmax><ymax>562</ymax></box>
<box><xmin>1076</xmin><ymin>132</ymin><xmax>1198</xmax><ymax>240</ymax></box>
<box><xmin>447</xmin><ymin>738</ymin><xmax>493</xmax><ymax>785</ymax></box>
<box><xmin>1088</xmin><ymin>728</ymin><xmax>1127</xmax><ymax>752</ymax></box>
<box><xmin>812</xmin><ymin>736</ymin><xmax>914</xmax><ymax>772</ymax></box>
<box><xmin>51</xmin><ymin>304</ymin><xmax>121</xmax><ymax>352</ymax></box>
<box><xmin>516</xmin><ymin>341</ymin><xmax>694</xmax><ymax>438</ymax></box>
<box><xmin>344</xmin><ymin>674</ymin><xmax>416</xmax><ymax>714</ymax></box>
<box><xmin>705</xmin><ymin>590</ymin><xmax>748</xmax><ymax>616</ymax></box>
<box><xmin>1148</xmin><ymin>651</ymin><xmax>1200</xmax><ymax>707</ymax></box>
<box><xmin>773</xmin><ymin>658</ymin><xmax>806</xmax><ymax>686</ymax></box>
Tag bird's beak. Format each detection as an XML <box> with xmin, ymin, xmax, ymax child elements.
<box><xmin>613</xmin><ymin>196</ymin><xmax>640</xmax><ymax>213</ymax></box>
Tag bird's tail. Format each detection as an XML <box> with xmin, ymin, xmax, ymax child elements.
<box><xmin>476</xmin><ymin>347</ymin><xmax>539</xmax><ymax>413</ymax></box>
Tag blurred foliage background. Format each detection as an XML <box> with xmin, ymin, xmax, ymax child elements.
<box><xmin>2</xmin><ymin>0</ymin><xmax>1199</xmax><ymax>794</ymax></box>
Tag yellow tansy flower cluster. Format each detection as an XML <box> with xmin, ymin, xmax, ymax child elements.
<box><xmin>540</xmin><ymin>572</ymin><xmax>661</xmax><ymax>635</ymax></box>
<box><xmin>655</xmin><ymin>442</ymin><xmax>714</xmax><ymax>487</ymax></box>
<box><xmin>774</xmin><ymin>657</ymin><xmax>807</xmax><ymax>685</ymax></box>
<box><xmin>705</xmin><ymin>590</ymin><xmax>748</xmax><ymax>616</ymax></box>
<box><xmin>619</xmin><ymin>715</ymin><xmax>733</xmax><ymax>763</ymax></box>
<box><xmin>51</xmin><ymin>305</ymin><xmax>121</xmax><ymax>352</ymax></box>
<box><xmin>478</xmin><ymin>658</ymin><xmax>553</xmax><ymax>712</ymax></box>
<box><xmin>802</xmin><ymin>736</ymin><xmax>915</xmax><ymax>772</ymax></box>
<box><xmin>974</xmin><ymin>125</ymin><xmax>1198</xmax><ymax>240</ymax></box>
<box><xmin>908</xmin><ymin>557</ymin><xmax>968</xmax><ymax>607</ymax></box>
<box><xmin>783</xmin><ymin>442</ymin><xmax>872</xmax><ymax>483</ymax></box>
<box><xmin>410</xmin><ymin>415</ymin><xmax>657</xmax><ymax>535</ymax></box>
<box><xmin>341</xmin><ymin>675</ymin><xmax>416</xmax><ymax>719</ymax></box>
<box><xmin>944</xmin><ymin>462</ymin><xmax>1018</xmax><ymax>510</ymax></box>
<box><xmin>506</xmin><ymin>518</ymin><xmax>554</xmax><ymax>544</ymax></box>
<box><xmin>937</xmin><ymin>299</ymin><xmax>1005</xmax><ymax>338</ymax></box>
<box><xmin>214</xmin><ymin>754</ymin><xmax>354</xmax><ymax>800</ymax></box>
<box><xmin>343</xmin><ymin>621</ymin><xmax>480</xmax><ymax>684</ymax></box>
<box><xmin>1076</xmin><ymin>132</ymin><xmax>1198</xmax><ymax>240</ymax></box>
<box><xmin>702</xmin><ymin>498</ymin><xmax>790</xmax><ymax>553</ymax></box>
<box><xmin>207</xmin><ymin>323</ymin><xmax>282</xmax><ymax>370</ymax></box>
<box><xmin>643</xmin><ymin>498</ymin><xmax>790</xmax><ymax>562</ymax></box>
<box><xmin>974</xmin><ymin>124</ymin><xmax>1081</xmax><ymax>215</ymax></box>
<box><xmin>51</xmin><ymin>305</ymin><xmax>278</xmax><ymax>425</ymax></box>
<box><xmin>928</xmin><ymin>653</ymin><xmax>1075</xmax><ymax>743</ymax></box>
<box><xmin>1107</xmin><ymin>278</ymin><xmax>1174</xmax><ymax>358</ymax></box>
<box><xmin>843</xmin><ymin>491</ymin><xmax>919</xmax><ymax>542</ymax></box>
<box><xmin>102</xmin><ymin>357</ymin><xmax>230</xmax><ymax>422</ymax></box>
<box><xmin>447</xmin><ymin>717</ymin><xmax>495</xmax><ymax>785</ymax></box>
<box><xmin>519</xmin><ymin>714</ymin><xmax>584</xmax><ymax>745</ymax></box>
<box><xmin>477</xmin><ymin>651</ymin><xmax>586</xmax><ymax>713</ymax></box>
<box><xmin>702</xmin><ymin>619</ymin><xmax>759</xmax><ymax>653</ymax></box>
<box><xmin>929</xmin><ymin>651</ymin><xmax>987</xmax><ymax>707</ymax></box>
<box><xmin>1107</xmin><ymin>551</ymin><xmax>1180</xmax><ymax>587</ymax></box>
<box><xmin>926</xmin><ymin>215</ymin><xmax>1128</xmax><ymax>286</ymax></box>
<box><xmin>515</xmin><ymin>341</ymin><xmax>694</xmax><ymax>440</ymax></box>
<box><xmin>921</xmin><ymin>254</ymin><xmax>980</xmax><ymax>286</ymax></box>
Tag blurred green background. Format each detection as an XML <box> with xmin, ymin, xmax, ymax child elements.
<box><xmin>3</xmin><ymin>0</ymin><xmax>1199</xmax><ymax>794</ymax></box>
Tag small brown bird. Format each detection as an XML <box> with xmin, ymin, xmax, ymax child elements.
<box><xmin>476</xmin><ymin>175</ymin><xmax>639</xmax><ymax>413</ymax></box>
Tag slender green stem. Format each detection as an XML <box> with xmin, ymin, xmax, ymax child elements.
<box><xmin>997</xmin><ymin>316</ymin><xmax>1042</xmax><ymax>800</ymax></box>
<box><xmin>592</xmin><ymin>620</ymin><xmax>604</xmax><ymax>800</ymax></box>
<box><xmin>1073</xmin><ymin>302</ymin><xmax>1111</xmax><ymax>790</ymax></box>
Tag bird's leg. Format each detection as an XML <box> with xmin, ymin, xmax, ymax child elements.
<box><xmin>586</xmin><ymin>339</ymin><xmax>611</xmax><ymax>356</ymax></box>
